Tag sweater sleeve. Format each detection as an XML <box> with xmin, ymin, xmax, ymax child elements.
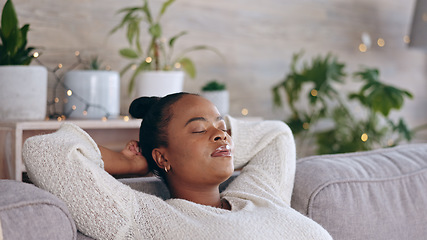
<box><xmin>224</xmin><ymin>116</ymin><xmax>296</xmax><ymax>205</ymax></box>
<box><xmin>22</xmin><ymin>123</ymin><xmax>152</xmax><ymax>239</ymax></box>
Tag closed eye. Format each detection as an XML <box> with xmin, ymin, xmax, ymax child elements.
<box><xmin>192</xmin><ymin>130</ymin><xmax>207</xmax><ymax>134</ymax></box>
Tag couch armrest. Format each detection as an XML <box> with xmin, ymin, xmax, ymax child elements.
<box><xmin>291</xmin><ymin>144</ymin><xmax>427</xmax><ymax>240</ymax></box>
<box><xmin>0</xmin><ymin>180</ymin><xmax>77</xmax><ymax>240</ymax></box>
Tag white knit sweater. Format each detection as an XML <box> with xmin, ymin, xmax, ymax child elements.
<box><xmin>23</xmin><ymin>116</ymin><xmax>332</xmax><ymax>240</ymax></box>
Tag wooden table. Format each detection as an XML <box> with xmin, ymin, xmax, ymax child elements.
<box><xmin>0</xmin><ymin>119</ymin><xmax>141</xmax><ymax>181</ymax></box>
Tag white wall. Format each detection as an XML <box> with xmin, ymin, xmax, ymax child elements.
<box><xmin>4</xmin><ymin>0</ymin><xmax>427</xmax><ymax>142</ymax></box>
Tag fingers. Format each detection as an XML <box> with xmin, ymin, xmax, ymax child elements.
<box><xmin>126</xmin><ymin>140</ymin><xmax>141</xmax><ymax>155</ymax></box>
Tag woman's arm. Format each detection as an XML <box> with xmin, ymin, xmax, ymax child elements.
<box><xmin>23</xmin><ymin>123</ymin><xmax>153</xmax><ymax>239</ymax></box>
<box><xmin>224</xmin><ymin>116</ymin><xmax>296</xmax><ymax>205</ymax></box>
<box><xmin>99</xmin><ymin>141</ymin><xmax>149</xmax><ymax>176</ymax></box>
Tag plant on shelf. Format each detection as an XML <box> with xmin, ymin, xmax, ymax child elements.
<box><xmin>201</xmin><ymin>79</ymin><xmax>229</xmax><ymax>115</ymax></box>
<box><xmin>0</xmin><ymin>0</ymin><xmax>35</xmax><ymax>65</ymax></box>
<box><xmin>82</xmin><ymin>55</ymin><xmax>109</xmax><ymax>70</ymax></box>
<box><xmin>272</xmin><ymin>51</ymin><xmax>415</xmax><ymax>155</ymax></box>
<box><xmin>201</xmin><ymin>80</ymin><xmax>226</xmax><ymax>92</ymax></box>
<box><xmin>111</xmin><ymin>0</ymin><xmax>221</xmax><ymax>94</ymax></box>
<box><xmin>0</xmin><ymin>0</ymin><xmax>47</xmax><ymax>121</ymax></box>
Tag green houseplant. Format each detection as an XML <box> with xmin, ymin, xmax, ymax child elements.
<box><xmin>0</xmin><ymin>0</ymin><xmax>34</xmax><ymax>65</ymax></box>
<box><xmin>272</xmin><ymin>52</ymin><xmax>414</xmax><ymax>155</ymax></box>
<box><xmin>201</xmin><ymin>80</ymin><xmax>229</xmax><ymax>115</ymax></box>
<box><xmin>0</xmin><ymin>0</ymin><xmax>47</xmax><ymax>121</ymax></box>
<box><xmin>111</xmin><ymin>0</ymin><xmax>220</xmax><ymax>96</ymax></box>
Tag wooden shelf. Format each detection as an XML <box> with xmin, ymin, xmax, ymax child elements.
<box><xmin>0</xmin><ymin>119</ymin><xmax>141</xmax><ymax>181</ymax></box>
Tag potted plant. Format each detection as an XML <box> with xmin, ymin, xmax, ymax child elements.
<box><xmin>201</xmin><ymin>80</ymin><xmax>229</xmax><ymax>115</ymax></box>
<box><xmin>0</xmin><ymin>0</ymin><xmax>47</xmax><ymax>121</ymax></box>
<box><xmin>272</xmin><ymin>51</ymin><xmax>414</xmax><ymax>156</ymax></box>
<box><xmin>63</xmin><ymin>55</ymin><xmax>120</xmax><ymax>119</ymax></box>
<box><xmin>111</xmin><ymin>0</ymin><xmax>220</xmax><ymax>97</ymax></box>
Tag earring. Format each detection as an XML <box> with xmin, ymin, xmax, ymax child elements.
<box><xmin>164</xmin><ymin>166</ymin><xmax>168</xmax><ymax>173</ymax></box>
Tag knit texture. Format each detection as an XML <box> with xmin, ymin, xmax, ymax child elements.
<box><xmin>23</xmin><ymin>117</ymin><xmax>332</xmax><ymax>240</ymax></box>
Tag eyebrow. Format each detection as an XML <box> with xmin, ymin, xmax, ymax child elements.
<box><xmin>184</xmin><ymin>116</ymin><xmax>224</xmax><ymax>127</ymax></box>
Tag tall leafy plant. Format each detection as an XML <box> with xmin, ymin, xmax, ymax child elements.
<box><xmin>111</xmin><ymin>0</ymin><xmax>220</xmax><ymax>94</ymax></box>
<box><xmin>0</xmin><ymin>0</ymin><xmax>34</xmax><ymax>65</ymax></box>
<box><xmin>272</xmin><ymin>52</ymin><xmax>414</xmax><ymax>155</ymax></box>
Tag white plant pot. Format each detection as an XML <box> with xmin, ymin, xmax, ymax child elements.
<box><xmin>0</xmin><ymin>66</ymin><xmax>48</xmax><ymax>121</ymax></box>
<box><xmin>63</xmin><ymin>70</ymin><xmax>120</xmax><ymax>119</ymax></box>
<box><xmin>135</xmin><ymin>71</ymin><xmax>184</xmax><ymax>97</ymax></box>
<box><xmin>201</xmin><ymin>90</ymin><xmax>229</xmax><ymax>115</ymax></box>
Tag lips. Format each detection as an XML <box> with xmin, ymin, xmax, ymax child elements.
<box><xmin>211</xmin><ymin>145</ymin><xmax>232</xmax><ymax>157</ymax></box>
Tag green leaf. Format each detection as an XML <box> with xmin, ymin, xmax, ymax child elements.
<box><xmin>169</xmin><ymin>31</ymin><xmax>187</xmax><ymax>47</ymax></box>
<box><xmin>179</xmin><ymin>57</ymin><xmax>196</xmax><ymax>78</ymax></box>
<box><xmin>272</xmin><ymin>85</ymin><xmax>282</xmax><ymax>107</ymax></box>
<box><xmin>119</xmin><ymin>62</ymin><xmax>135</xmax><ymax>76</ymax></box>
<box><xmin>149</xmin><ymin>23</ymin><xmax>162</xmax><ymax>38</ymax></box>
<box><xmin>126</xmin><ymin>20</ymin><xmax>138</xmax><ymax>44</ymax></box>
<box><xmin>159</xmin><ymin>0</ymin><xmax>175</xmax><ymax>18</ymax></box>
<box><xmin>1</xmin><ymin>0</ymin><xmax>18</xmax><ymax>39</ymax></box>
<box><xmin>127</xmin><ymin>61</ymin><xmax>151</xmax><ymax>95</ymax></box>
<box><xmin>201</xmin><ymin>80</ymin><xmax>226</xmax><ymax>91</ymax></box>
<box><xmin>119</xmin><ymin>48</ymin><xmax>139</xmax><ymax>59</ymax></box>
<box><xmin>141</xmin><ymin>0</ymin><xmax>153</xmax><ymax>24</ymax></box>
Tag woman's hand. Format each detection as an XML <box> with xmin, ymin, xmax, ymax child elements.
<box><xmin>99</xmin><ymin>141</ymin><xmax>149</xmax><ymax>176</ymax></box>
<box><xmin>120</xmin><ymin>140</ymin><xmax>149</xmax><ymax>175</ymax></box>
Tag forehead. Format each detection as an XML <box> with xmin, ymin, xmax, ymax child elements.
<box><xmin>171</xmin><ymin>95</ymin><xmax>220</xmax><ymax>122</ymax></box>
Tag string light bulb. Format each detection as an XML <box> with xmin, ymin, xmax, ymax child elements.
<box><xmin>303</xmin><ymin>122</ymin><xmax>310</xmax><ymax>130</ymax></box>
<box><xmin>241</xmin><ymin>108</ymin><xmax>249</xmax><ymax>116</ymax></box>
<box><xmin>361</xmin><ymin>133</ymin><xmax>368</xmax><ymax>142</ymax></box>
<box><xmin>403</xmin><ymin>35</ymin><xmax>410</xmax><ymax>44</ymax></box>
<box><xmin>377</xmin><ymin>38</ymin><xmax>385</xmax><ymax>47</ymax></box>
<box><xmin>310</xmin><ymin>89</ymin><xmax>318</xmax><ymax>97</ymax></box>
<box><xmin>359</xmin><ymin>43</ymin><xmax>368</xmax><ymax>52</ymax></box>
<box><xmin>33</xmin><ymin>52</ymin><xmax>39</xmax><ymax>58</ymax></box>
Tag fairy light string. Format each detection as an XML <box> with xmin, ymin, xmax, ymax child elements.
<box><xmin>34</xmin><ymin>51</ymin><xmax>111</xmax><ymax>120</ymax></box>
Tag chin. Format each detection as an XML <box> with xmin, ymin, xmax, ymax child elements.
<box><xmin>216</xmin><ymin>167</ymin><xmax>234</xmax><ymax>184</ymax></box>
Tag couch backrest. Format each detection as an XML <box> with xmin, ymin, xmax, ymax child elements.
<box><xmin>119</xmin><ymin>171</ymin><xmax>240</xmax><ymax>200</ymax></box>
<box><xmin>291</xmin><ymin>143</ymin><xmax>427</xmax><ymax>240</ymax></box>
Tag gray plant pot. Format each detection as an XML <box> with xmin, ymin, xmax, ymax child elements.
<box><xmin>0</xmin><ymin>66</ymin><xmax>48</xmax><ymax>121</ymax></box>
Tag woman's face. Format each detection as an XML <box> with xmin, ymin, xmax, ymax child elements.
<box><xmin>160</xmin><ymin>94</ymin><xmax>234</xmax><ymax>187</ymax></box>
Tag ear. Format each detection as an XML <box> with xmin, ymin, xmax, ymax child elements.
<box><xmin>152</xmin><ymin>148</ymin><xmax>168</xmax><ymax>169</ymax></box>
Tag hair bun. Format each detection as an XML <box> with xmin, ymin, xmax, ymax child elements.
<box><xmin>129</xmin><ymin>96</ymin><xmax>160</xmax><ymax>119</ymax></box>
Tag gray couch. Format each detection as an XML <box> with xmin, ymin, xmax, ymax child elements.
<box><xmin>1</xmin><ymin>143</ymin><xmax>426</xmax><ymax>240</ymax></box>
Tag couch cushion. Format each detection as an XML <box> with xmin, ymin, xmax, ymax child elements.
<box><xmin>0</xmin><ymin>180</ymin><xmax>77</xmax><ymax>240</ymax></box>
<box><xmin>291</xmin><ymin>144</ymin><xmax>427</xmax><ymax>240</ymax></box>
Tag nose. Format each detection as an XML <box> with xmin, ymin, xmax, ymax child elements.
<box><xmin>212</xmin><ymin>128</ymin><xmax>227</xmax><ymax>142</ymax></box>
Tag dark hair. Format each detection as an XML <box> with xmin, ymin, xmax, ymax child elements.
<box><xmin>129</xmin><ymin>92</ymin><xmax>195</xmax><ymax>184</ymax></box>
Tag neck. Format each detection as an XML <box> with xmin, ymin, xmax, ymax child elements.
<box><xmin>168</xmin><ymin>182</ymin><xmax>223</xmax><ymax>208</ymax></box>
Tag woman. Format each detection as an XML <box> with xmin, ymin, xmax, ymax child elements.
<box><xmin>23</xmin><ymin>92</ymin><xmax>332</xmax><ymax>239</ymax></box>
